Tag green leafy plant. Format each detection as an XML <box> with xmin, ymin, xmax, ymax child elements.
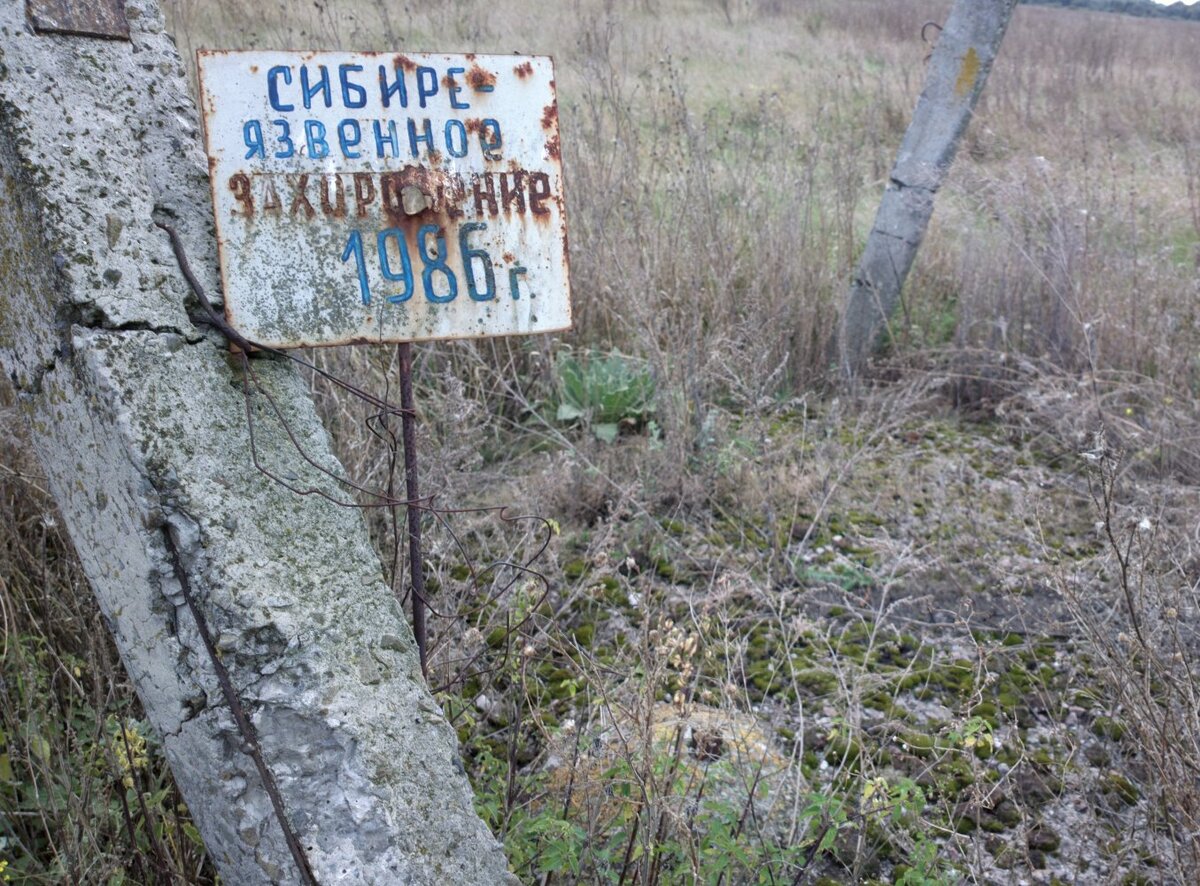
<box><xmin>555</xmin><ymin>351</ymin><xmax>656</xmax><ymax>442</ymax></box>
<box><xmin>0</xmin><ymin>633</ymin><xmax>211</xmax><ymax>883</ymax></box>
<box><xmin>895</xmin><ymin>837</ymin><xmax>948</xmax><ymax>886</ymax></box>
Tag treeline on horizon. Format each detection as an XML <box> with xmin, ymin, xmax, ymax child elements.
<box><xmin>1021</xmin><ymin>0</ymin><xmax>1200</xmax><ymax>21</ymax></box>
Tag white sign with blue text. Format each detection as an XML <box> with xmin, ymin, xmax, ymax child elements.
<box><xmin>197</xmin><ymin>50</ymin><xmax>571</xmax><ymax>349</ymax></box>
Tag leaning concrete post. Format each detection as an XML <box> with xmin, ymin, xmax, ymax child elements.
<box><xmin>0</xmin><ymin>1</ymin><xmax>508</xmax><ymax>882</ymax></box>
<box><xmin>836</xmin><ymin>0</ymin><xmax>1016</xmax><ymax>377</ymax></box>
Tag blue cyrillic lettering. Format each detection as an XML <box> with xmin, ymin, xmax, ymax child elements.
<box><xmin>508</xmin><ymin>265</ymin><xmax>527</xmax><ymax>300</ymax></box>
<box><xmin>418</xmin><ymin>225</ymin><xmax>457</xmax><ymax>303</ymax></box>
<box><xmin>378</xmin><ymin>64</ymin><xmax>408</xmax><ymax>108</ymax></box>
<box><xmin>300</xmin><ymin>64</ymin><xmax>332</xmax><ymax>109</ymax></box>
<box><xmin>480</xmin><ymin>119</ymin><xmax>502</xmax><ymax>160</ymax></box>
<box><xmin>243</xmin><ymin>120</ymin><xmax>265</xmax><ymax>159</ymax></box>
<box><xmin>446</xmin><ymin>67</ymin><xmax>469</xmax><ymax>109</ymax></box>
<box><xmin>378</xmin><ymin>229</ymin><xmax>414</xmax><ymax>303</ymax></box>
<box><xmin>339</xmin><ymin>64</ymin><xmax>367</xmax><ymax>108</ymax></box>
<box><xmin>407</xmin><ymin>118</ymin><xmax>435</xmax><ymax>157</ymax></box>
<box><xmin>273</xmin><ymin>119</ymin><xmax>295</xmax><ymax>158</ymax></box>
<box><xmin>415</xmin><ymin>66</ymin><xmax>438</xmax><ymax>108</ymax></box>
<box><xmin>305</xmin><ymin>120</ymin><xmax>329</xmax><ymax>159</ymax></box>
<box><xmin>342</xmin><ymin>229</ymin><xmax>370</xmax><ymax>305</ymax></box>
<box><xmin>373</xmin><ymin>120</ymin><xmax>399</xmax><ymax>158</ymax></box>
<box><xmin>267</xmin><ymin>66</ymin><xmax>294</xmax><ymax>112</ymax></box>
<box><xmin>444</xmin><ymin>119</ymin><xmax>468</xmax><ymax>158</ymax></box>
<box><xmin>459</xmin><ymin>222</ymin><xmax>495</xmax><ymax>301</ymax></box>
<box><xmin>338</xmin><ymin>119</ymin><xmax>362</xmax><ymax>158</ymax></box>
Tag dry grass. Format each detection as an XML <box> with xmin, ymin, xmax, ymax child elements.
<box><xmin>163</xmin><ymin>0</ymin><xmax>1200</xmax><ymax>476</ymax></box>
<box><xmin>1052</xmin><ymin>436</ymin><xmax>1200</xmax><ymax>881</ymax></box>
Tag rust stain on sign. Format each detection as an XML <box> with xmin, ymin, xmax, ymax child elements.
<box><xmin>466</xmin><ymin>65</ymin><xmax>497</xmax><ymax>92</ymax></box>
<box><xmin>955</xmin><ymin>47</ymin><xmax>980</xmax><ymax>99</ymax></box>
<box><xmin>27</xmin><ymin>0</ymin><xmax>129</xmax><ymax>39</ymax></box>
<box><xmin>197</xmin><ymin>50</ymin><xmax>571</xmax><ymax>349</ymax></box>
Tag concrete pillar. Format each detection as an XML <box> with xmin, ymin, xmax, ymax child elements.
<box><xmin>0</xmin><ymin>1</ymin><xmax>509</xmax><ymax>881</ymax></box>
<box><xmin>836</xmin><ymin>0</ymin><xmax>1016</xmax><ymax>377</ymax></box>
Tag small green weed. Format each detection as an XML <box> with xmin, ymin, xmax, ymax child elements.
<box><xmin>554</xmin><ymin>350</ymin><xmax>656</xmax><ymax>442</ymax></box>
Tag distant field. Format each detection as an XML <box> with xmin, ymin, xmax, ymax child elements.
<box><xmin>169</xmin><ymin>0</ymin><xmax>1200</xmax><ymax>391</ymax></box>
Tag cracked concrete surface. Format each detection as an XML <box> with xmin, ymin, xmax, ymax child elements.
<box><xmin>0</xmin><ymin>1</ymin><xmax>510</xmax><ymax>882</ymax></box>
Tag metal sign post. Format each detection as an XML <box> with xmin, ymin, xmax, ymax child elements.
<box><xmin>397</xmin><ymin>341</ymin><xmax>428</xmax><ymax>674</ymax></box>
<box><xmin>196</xmin><ymin>50</ymin><xmax>572</xmax><ymax>676</ymax></box>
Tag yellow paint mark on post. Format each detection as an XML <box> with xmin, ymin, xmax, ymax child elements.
<box><xmin>956</xmin><ymin>47</ymin><xmax>980</xmax><ymax>98</ymax></box>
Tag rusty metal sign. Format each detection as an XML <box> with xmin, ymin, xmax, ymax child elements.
<box><xmin>27</xmin><ymin>0</ymin><xmax>129</xmax><ymax>39</ymax></box>
<box><xmin>196</xmin><ymin>50</ymin><xmax>571</xmax><ymax>349</ymax></box>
